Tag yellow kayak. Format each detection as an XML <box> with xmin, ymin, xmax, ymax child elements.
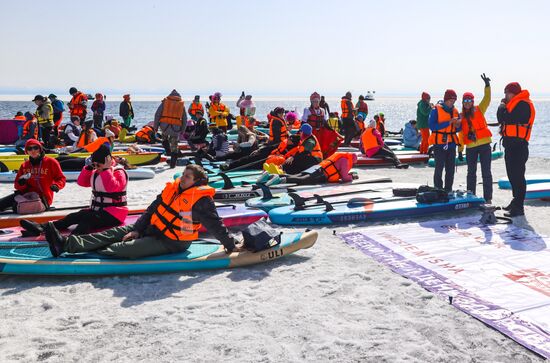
<box><xmin>0</xmin><ymin>152</ymin><xmax>161</xmax><ymax>171</ymax></box>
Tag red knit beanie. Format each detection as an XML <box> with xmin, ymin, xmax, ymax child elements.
<box><xmin>24</xmin><ymin>138</ymin><xmax>43</xmax><ymax>152</ymax></box>
<box><xmin>504</xmin><ymin>82</ymin><xmax>521</xmax><ymax>95</ymax></box>
<box><xmin>421</xmin><ymin>92</ymin><xmax>430</xmax><ymax>100</ymax></box>
<box><xmin>443</xmin><ymin>89</ymin><xmax>457</xmax><ymax>101</ymax></box>
<box><xmin>462</xmin><ymin>92</ymin><xmax>474</xmax><ymax>100</ymax></box>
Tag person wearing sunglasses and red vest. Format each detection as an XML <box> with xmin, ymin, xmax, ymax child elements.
<box><xmin>497</xmin><ymin>82</ymin><xmax>536</xmax><ymax>217</ymax></box>
<box><xmin>0</xmin><ymin>139</ymin><xmax>66</xmax><ymax>213</ymax></box>
<box><xmin>460</xmin><ymin>74</ymin><xmax>493</xmax><ymax>203</ymax></box>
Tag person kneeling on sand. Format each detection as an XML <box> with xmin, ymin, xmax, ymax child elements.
<box><xmin>44</xmin><ymin>164</ymin><xmax>244</xmax><ymax>259</ymax></box>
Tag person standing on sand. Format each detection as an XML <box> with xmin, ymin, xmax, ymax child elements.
<box><xmin>119</xmin><ymin>94</ymin><xmax>134</xmax><ymax>129</ymax></box>
<box><xmin>340</xmin><ymin>91</ymin><xmax>356</xmax><ymax>146</ymax></box>
<box><xmin>43</xmin><ymin>164</ymin><xmax>245</xmax><ymax>259</ymax></box>
<box><xmin>32</xmin><ymin>95</ymin><xmax>55</xmax><ymax>149</ymax></box>
<box><xmin>497</xmin><ymin>82</ymin><xmax>535</xmax><ymax>217</ymax></box>
<box><xmin>429</xmin><ymin>89</ymin><xmax>461</xmax><ymax>191</ymax></box>
<box><xmin>68</xmin><ymin>87</ymin><xmax>88</xmax><ymax>122</ymax></box>
<box><xmin>416</xmin><ymin>92</ymin><xmax>433</xmax><ymax>154</ymax></box>
<box><xmin>154</xmin><ymin>90</ymin><xmax>187</xmax><ymax>169</ymax></box>
<box><xmin>460</xmin><ymin>73</ymin><xmax>493</xmax><ymax>203</ymax></box>
<box><xmin>91</xmin><ymin>93</ymin><xmax>106</xmax><ymax>129</ymax></box>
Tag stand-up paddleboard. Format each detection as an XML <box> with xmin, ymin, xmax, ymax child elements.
<box><xmin>498</xmin><ymin>175</ymin><xmax>550</xmax><ymax>190</ymax></box>
<box><xmin>428</xmin><ymin>150</ymin><xmax>503</xmax><ymax>167</ymax></box>
<box><xmin>525</xmin><ymin>183</ymin><xmax>550</xmax><ymax>200</ymax></box>
<box><xmin>246</xmin><ymin>179</ymin><xmax>396</xmax><ymax>211</ymax></box>
<box><xmin>0</xmin><ymin>167</ymin><xmax>155</xmax><ymax>183</ymax></box>
<box><xmin>0</xmin><ymin>231</ymin><xmax>317</xmax><ymax>275</ymax></box>
<box><xmin>268</xmin><ymin>192</ymin><xmax>484</xmax><ymax>225</ymax></box>
<box><xmin>0</xmin><ymin>204</ymin><xmax>267</xmax><ymax>242</ymax></box>
<box><xmin>0</xmin><ymin>152</ymin><xmax>162</xmax><ymax>170</ymax></box>
<box><xmin>356</xmin><ymin>153</ymin><xmax>428</xmax><ymax>166</ymax></box>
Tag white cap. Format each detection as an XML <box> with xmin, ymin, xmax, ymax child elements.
<box><xmin>105</xmin><ymin>129</ymin><xmax>115</xmax><ymax>138</ymax></box>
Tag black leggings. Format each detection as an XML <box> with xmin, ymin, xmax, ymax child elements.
<box><xmin>226</xmin><ymin>145</ymin><xmax>276</xmax><ymax>170</ymax></box>
<box><xmin>53</xmin><ymin>209</ymin><xmax>122</xmax><ymax>236</ymax></box>
<box><xmin>504</xmin><ymin>139</ymin><xmax>529</xmax><ymax>209</ymax></box>
<box><xmin>285</xmin><ymin>169</ymin><xmax>327</xmax><ymax>185</ymax></box>
<box><xmin>283</xmin><ymin>153</ymin><xmax>319</xmax><ymax>175</ymax></box>
<box><xmin>374</xmin><ymin>146</ymin><xmax>402</xmax><ymax>166</ymax></box>
<box><xmin>57</xmin><ymin>156</ymin><xmax>86</xmax><ymax>171</ymax></box>
<box><xmin>0</xmin><ymin>193</ymin><xmax>17</xmax><ymax>212</ymax></box>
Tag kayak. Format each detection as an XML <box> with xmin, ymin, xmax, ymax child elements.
<box><xmin>268</xmin><ymin>192</ymin><xmax>484</xmax><ymax>225</ymax></box>
<box><xmin>0</xmin><ymin>230</ymin><xmax>317</xmax><ymax>275</ymax></box>
<box><xmin>0</xmin><ymin>167</ymin><xmax>155</xmax><ymax>183</ymax></box>
<box><xmin>356</xmin><ymin>153</ymin><xmax>428</xmax><ymax>166</ymax></box>
<box><xmin>246</xmin><ymin>180</ymin><xmax>398</xmax><ymax>212</ymax></box>
<box><xmin>498</xmin><ymin>175</ymin><xmax>550</xmax><ymax>190</ymax></box>
<box><xmin>525</xmin><ymin>183</ymin><xmax>550</xmax><ymax>200</ymax></box>
<box><xmin>0</xmin><ymin>204</ymin><xmax>267</xmax><ymax>242</ymax></box>
<box><xmin>0</xmin><ymin>152</ymin><xmax>162</xmax><ymax>170</ymax></box>
<box><xmin>427</xmin><ymin>150</ymin><xmax>503</xmax><ymax>167</ymax></box>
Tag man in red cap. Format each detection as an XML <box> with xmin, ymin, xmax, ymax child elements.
<box><xmin>497</xmin><ymin>82</ymin><xmax>536</xmax><ymax>217</ymax></box>
<box><xmin>0</xmin><ymin>139</ymin><xmax>66</xmax><ymax>213</ymax></box>
<box><xmin>460</xmin><ymin>73</ymin><xmax>493</xmax><ymax>203</ymax></box>
<box><xmin>416</xmin><ymin>92</ymin><xmax>433</xmax><ymax>154</ymax></box>
<box><xmin>428</xmin><ymin>89</ymin><xmax>462</xmax><ymax>191</ymax></box>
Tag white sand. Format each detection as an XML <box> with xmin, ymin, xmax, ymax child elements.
<box><xmin>0</xmin><ymin>156</ymin><xmax>548</xmax><ymax>362</ymax></box>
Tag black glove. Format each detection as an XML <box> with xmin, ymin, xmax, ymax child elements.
<box><xmin>17</xmin><ymin>178</ymin><xmax>26</xmax><ymax>186</ymax></box>
<box><xmin>458</xmin><ymin>152</ymin><xmax>464</xmax><ymax>161</ymax></box>
<box><xmin>85</xmin><ymin>165</ymin><xmax>94</xmax><ymax>171</ymax></box>
<box><xmin>50</xmin><ymin>185</ymin><xmax>60</xmax><ymax>192</ymax></box>
<box><xmin>481</xmin><ymin>73</ymin><xmax>491</xmax><ymax>87</ymax></box>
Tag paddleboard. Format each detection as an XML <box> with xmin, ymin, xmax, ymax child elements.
<box><xmin>268</xmin><ymin>192</ymin><xmax>484</xmax><ymax>225</ymax></box>
<box><xmin>525</xmin><ymin>182</ymin><xmax>550</xmax><ymax>200</ymax></box>
<box><xmin>428</xmin><ymin>150</ymin><xmax>503</xmax><ymax>167</ymax></box>
<box><xmin>0</xmin><ymin>204</ymin><xmax>267</xmax><ymax>242</ymax></box>
<box><xmin>0</xmin><ymin>167</ymin><xmax>155</xmax><ymax>183</ymax></box>
<box><xmin>498</xmin><ymin>175</ymin><xmax>550</xmax><ymax>190</ymax></box>
<box><xmin>0</xmin><ymin>231</ymin><xmax>317</xmax><ymax>275</ymax></box>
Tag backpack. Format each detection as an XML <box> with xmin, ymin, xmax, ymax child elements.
<box><xmin>416</xmin><ymin>185</ymin><xmax>449</xmax><ymax>204</ymax></box>
<box><xmin>241</xmin><ymin>219</ymin><xmax>281</xmax><ymax>252</ymax></box>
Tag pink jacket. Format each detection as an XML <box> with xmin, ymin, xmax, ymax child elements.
<box><xmin>77</xmin><ymin>165</ymin><xmax>129</xmax><ymax>223</ymax></box>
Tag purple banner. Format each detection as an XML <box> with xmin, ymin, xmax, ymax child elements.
<box><xmin>340</xmin><ymin>231</ymin><xmax>550</xmax><ymax>359</ymax></box>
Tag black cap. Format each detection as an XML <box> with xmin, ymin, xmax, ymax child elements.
<box><xmin>69</xmin><ymin>87</ymin><xmax>77</xmax><ymax>95</ymax></box>
<box><xmin>91</xmin><ymin>144</ymin><xmax>111</xmax><ymax>163</ymax></box>
<box><xmin>48</xmin><ymin>94</ymin><xmax>57</xmax><ymax>99</ymax></box>
<box><xmin>32</xmin><ymin>95</ymin><xmax>44</xmax><ymax>102</ymax></box>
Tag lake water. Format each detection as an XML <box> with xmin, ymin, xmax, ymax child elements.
<box><xmin>1</xmin><ymin>96</ymin><xmax>548</xmax><ymax>158</ymax></box>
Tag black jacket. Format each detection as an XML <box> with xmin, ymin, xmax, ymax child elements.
<box><xmin>497</xmin><ymin>101</ymin><xmax>531</xmax><ymax>146</ymax></box>
<box><xmin>119</xmin><ymin>101</ymin><xmax>134</xmax><ymax>119</ymax></box>
<box><xmin>133</xmin><ymin>188</ymin><xmax>236</xmax><ymax>251</ymax></box>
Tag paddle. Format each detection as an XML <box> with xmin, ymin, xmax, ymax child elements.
<box><xmin>293</xmin><ymin>195</ymin><xmax>417</xmax><ymax>212</ymax></box>
<box><xmin>0</xmin><ymin>205</ymin><xmax>90</xmax><ymax>216</ymax></box>
<box><xmin>288</xmin><ymin>187</ymin><xmax>391</xmax><ymax>209</ymax></box>
<box><xmin>223</xmin><ymin>156</ymin><xmax>268</xmax><ymax>173</ymax></box>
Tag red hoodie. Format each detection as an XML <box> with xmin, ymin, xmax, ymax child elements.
<box><xmin>14</xmin><ymin>156</ymin><xmax>66</xmax><ymax>206</ymax></box>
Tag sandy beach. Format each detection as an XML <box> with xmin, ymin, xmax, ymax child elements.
<box><xmin>0</xmin><ymin>156</ymin><xmax>547</xmax><ymax>362</ymax></box>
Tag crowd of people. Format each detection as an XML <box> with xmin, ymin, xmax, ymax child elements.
<box><xmin>1</xmin><ymin>76</ymin><xmax>535</xmax><ymax>258</ymax></box>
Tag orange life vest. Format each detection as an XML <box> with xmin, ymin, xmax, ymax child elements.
<box><xmin>210</xmin><ymin>102</ymin><xmax>228</xmax><ymax>127</ymax></box>
<box><xmin>22</xmin><ymin>120</ymin><xmax>38</xmax><ymax>139</ymax></box>
<box><xmin>159</xmin><ymin>96</ymin><xmax>185</xmax><ymax>126</ymax></box>
<box><xmin>69</xmin><ymin>92</ymin><xmax>87</xmax><ymax>118</ymax></box>
<box><xmin>501</xmin><ymin>90</ymin><xmax>536</xmax><ymax>141</ymax></box>
<box><xmin>297</xmin><ymin>134</ymin><xmax>323</xmax><ymax>160</ymax></box>
<box><xmin>83</xmin><ymin>136</ymin><xmax>111</xmax><ymax>153</ymax></box>
<box><xmin>319</xmin><ymin>152</ymin><xmax>355</xmax><ymax>183</ymax></box>
<box><xmin>461</xmin><ymin>106</ymin><xmax>492</xmax><ymax>145</ymax></box>
<box><xmin>14</xmin><ymin>115</ymin><xmax>26</xmax><ymax>120</ymax></box>
<box><xmin>150</xmin><ymin>181</ymin><xmax>216</xmax><ymax>241</ymax></box>
<box><xmin>189</xmin><ymin>102</ymin><xmax>204</xmax><ymax>117</ymax></box>
<box><xmin>428</xmin><ymin>104</ymin><xmax>459</xmax><ymax>145</ymax></box>
<box><xmin>136</xmin><ymin>126</ymin><xmax>154</xmax><ymax>143</ymax></box>
<box><xmin>269</xmin><ymin>116</ymin><xmax>289</xmax><ymax>142</ymax></box>
<box><xmin>361</xmin><ymin>127</ymin><xmax>379</xmax><ymax>152</ymax></box>
<box><xmin>77</xmin><ymin>129</ymin><xmax>97</xmax><ymax>148</ymax></box>
<box><xmin>341</xmin><ymin>99</ymin><xmax>352</xmax><ymax>118</ymax></box>
<box><xmin>307</xmin><ymin>108</ymin><xmax>324</xmax><ymax>130</ymax></box>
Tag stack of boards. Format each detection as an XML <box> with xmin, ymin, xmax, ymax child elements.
<box><xmin>498</xmin><ymin>175</ymin><xmax>550</xmax><ymax>200</ymax></box>
<box><xmin>0</xmin><ymin>168</ymin><xmax>155</xmax><ymax>182</ymax></box>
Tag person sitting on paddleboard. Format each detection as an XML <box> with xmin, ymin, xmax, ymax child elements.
<box><xmin>260</xmin><ymin>152</ymin><xmax>358</xmax><ymax>186</ymax></box>
<box><xmin>0</xmin><ymin>139</ymin><xmax>66</xmax><ymax>213</ymax></box>
<box><xmin>43</xmin><ymin>164</ymin><xmax>245</xmax><ymax>259</ymax></box>
<box><xmin>360</xmin><ymin>120</ymin><xmax>408</xmax><ymax>169</ymax></box>
<box><xmin>20</xmin><ymin>144</ymin><xmax>129</xmax><ymax>237</ymax></box>
<box><xmin>280</xmin><ymin>123</ymin><xmax>323</xmax><ymax>175</ymax></box>
<box><xmin>403</xmin><ymin>120</ymin><xmax>422</xmax><ymax>149</ymax></box>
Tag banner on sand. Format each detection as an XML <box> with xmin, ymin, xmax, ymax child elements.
<box><xmin>339</xmin><ymin>217</ymin><xmax>550</xmax><ymax>359</ymax></box>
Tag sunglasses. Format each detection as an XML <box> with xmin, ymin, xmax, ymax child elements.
<box><xmin>463</xmin><ymin>99</ymin><xmax>474</xmax><ymax>103</ymax></box>
<box><xmin>26</xmin><ymin>146</ymin><xmax>40</xmax><ymax>151</ymax></box>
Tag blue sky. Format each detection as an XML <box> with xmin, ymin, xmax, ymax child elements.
<box><xmin>1</xmin><ymin>0</ymin><xmax>549</xmax><ymax>97</ymax></box>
